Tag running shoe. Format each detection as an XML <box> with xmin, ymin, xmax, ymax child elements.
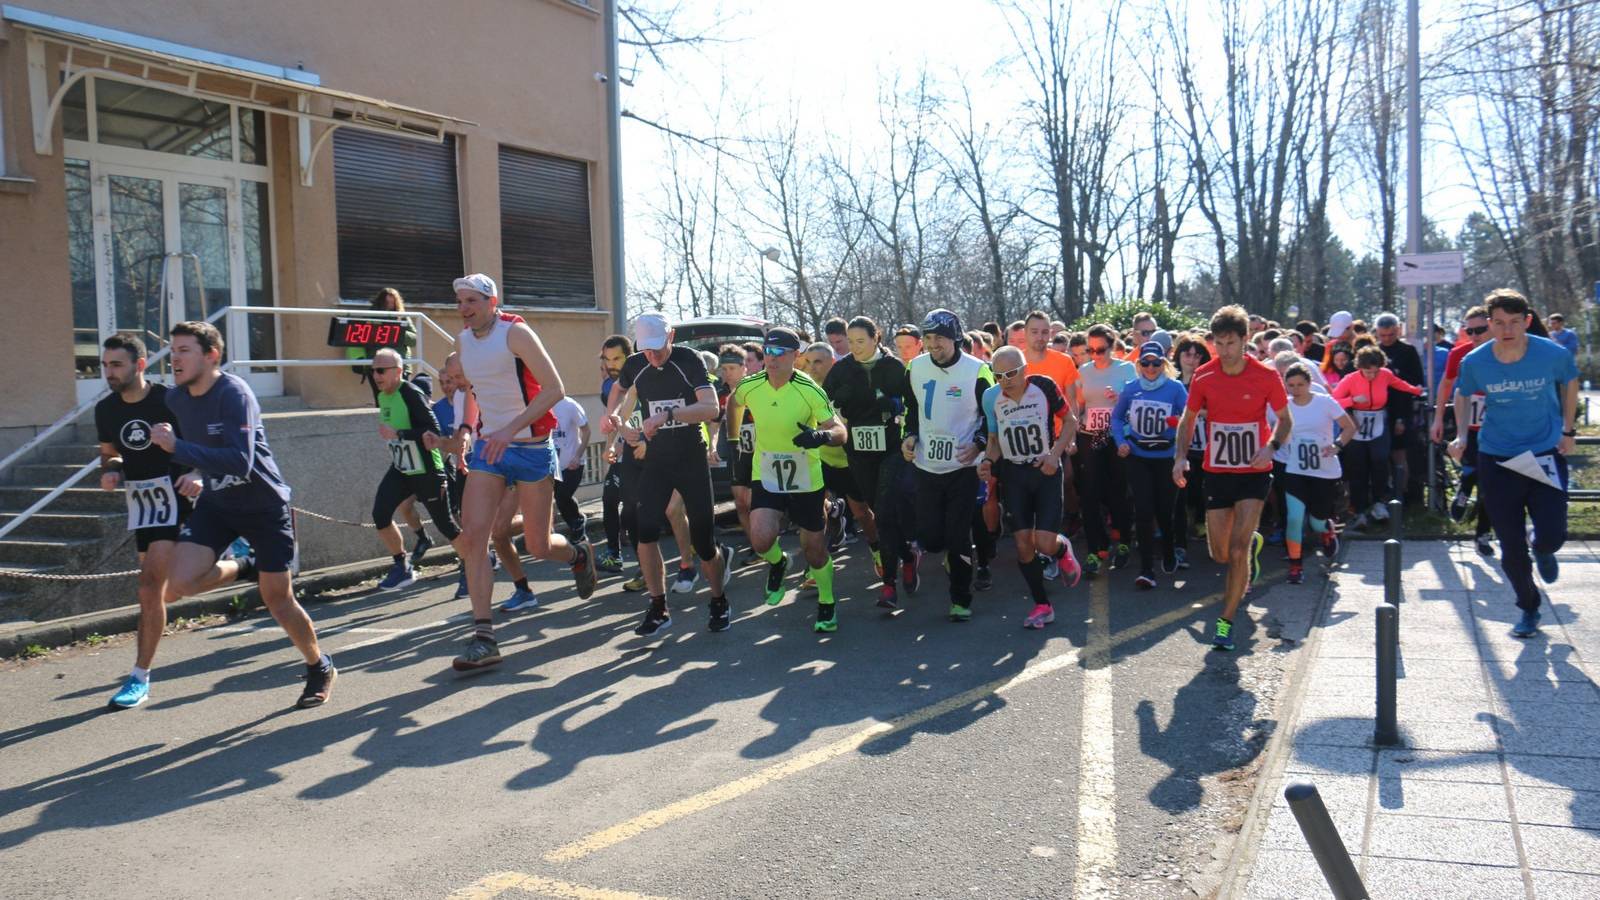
<box><xmin>1369</xmin><ymin>501</ymin><xmax>1390</xmax><ymax>522</ymax></box>
<box><xmin>1476</xmin><ymin>535</ymin><xmax>1495</xmax><ymax>557</ymax></box>
<box><xmin>708</xmin><ymin>597</ymin><xmax>731</xmax><ymax>633</ymax></box>
<box><xmin>1320</xmin><ymin>529</ymin><xmax>1340</xmax><ymax>559</ymax></box>
<box><xmin>634</xmin><ymin>604</ymin><xmax>671</xmax><ymax>637</ymax></box>
<box><xmin>378</xmin><ymin>560</ymin><xmax>417</xmax><ymax>591</ymax></box>
<box><xmin>454</xmin><ymin>566</ymin><xmax>470</xmax><ymax>600</ymax></box>
<box><xmin>1053</xmin><ymin>537</ymin><xmax>1083</xmax><ymax>588</ymax></box>
<box><xmin>298</xmin><ymin>663</ymin><xmax>338</xmax><ymax>707</ymax></box>
<box><xmin>1082</xmin><ymin>553</ymin><xmax>1102</xmax><ymax>580</ymax></box>
<box><xmin>1135</xmin><ymin>571</ymin><xmax>1156</xmax><ymax>590</ymax></box>
<box><xmin>109</xmin><ymin>676</ymin><xmax>149</xmax><ymax>709</ymax></box>
<box><xmin>235</xmin><ymin>553</ymin><xmax>260</xmax><ymax>584</ymax></box>
<box><xmin>409</xmin><ymin>531</ymin><xmax>434</xmax><ymax>568</ymax></box>
<box><xmin>901</xmin><ymin>548</ymin><xmax>923</xmax><ymax>593</ymax></box>
<box><xmin>973</xmin><ymin>565</ymin><xmax>993</xmax><ymax>592</ymax></box>
<box><xmin>948</xmin><ymin>602</ymin><xmax>973</xmax><ymax>623</ymax></box>
<box><xmin>714</xmin><ymin>543</ymin><xmax>733</xmax><ymax>592</ymax></box>
<box><xmin>1535</xmin><ymin>551</ymin><xmax>1560</xmax><ymax>585</ymax></box>
<box><xmin>765</xmin><ymin>552</ymin><xmax>790</xmax><ymax>606</ymax></box>
<box><xmin>1265</xmin><ymin>528</ymin><xmax>1284</xmax><ymax>546</ymax></box>
<box><xmin>1043</xmin><ymin>558</ymin><xmax>1060</xmax><ymax>581</ymax></box>
<box><xmin>736</xmin><ymin>547</ymin><xmax>763</xmax><ymax>569</ymax></box>
<box><xmin>1449</xmin><ymin>490</ymin><xmax>1473</xmax><ymax>523</ymax></box>
<box><xmin>594</xmin><ymin>548</ymin><xmax>625</xmax><ymax>574</ymax></box>
<box><xmin>1249</xmin><ymin>531</ymin><xmax>1264</xmax><ymax>585</ymax></box>
<box><xmin>1211</xmin><ymin>617</ymin><xmax>1234</xmax><ymax>652</ymax></box>
<box><xmin>1287</xmin><ymin>561</ymin><xmax>1305</xmax><ymax>585</ymax></box>
<box><xmin>1023</xmin><ymin>603</ymin><xmax>1055</xmax><ymax>629</ymax></box>
<box><xmin>1174</xmin><ymin>546</ymin><xmax>1190</xmax><ymax>570</ymax></box>
<box><xmin>499</xmin><ymin>587</ymin><xmax>540</xmax><ymax>613</ymax></box>
<box><xmin>799</xmin><ymin>575</ymin><xmax>818</xmax><ymax>592</ymax></box>
<box><xmin>671</xmin><ymin>565</ymin><xmax>699</xmax><ymax>594</ymax></box>
<box><xmin>1511</xmin><ymin>609</ymin><xmax>1541</xmax><ymax>638</ymax></box>
<box><xmin>452</xmin><ymin>638</ymin><xmax>502</xmax><ymax>671</ymax></box>
<box><xmin>490</xmin><ymin>548</ymin><xmax>500</xmax><ymax>571</ymax></box>
<box><xmin>1350</xmin><ymin>513</ymin><xmax>1369</xmax><ymax>531</ymax></box>
<box><xmin>623</xmin><ymin>573</ymin><xmax>646</xmax><ymax>592</ymax></box>
<box><xmin>877</xmin><ymin>584</ymin><xmax>899</xmax><ymax>610</ymax></box>
<box><xmin>571</xmin><ymin>540</ymin><xmax>597</xmax><ymax>600</ymax></box>
<box><xmin>1162</xmin><ymin>548</ymin><xmax>1178</xmax><ymax>575</ymax></box>
<box><xmin>1110</xmin><ymin>544</ymin><xmax>1131</xmax><ymax>570</ymax></box>
<box><xmin>814</xmin><ymin>601</ymin><xmax>838</xmax><ymax>633</ymax></box>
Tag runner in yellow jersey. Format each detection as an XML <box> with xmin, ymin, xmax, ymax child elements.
<box><xmin>729</xmin><ymin>328</ymin><xmax>848</xmax><ymax>632</ymax></box>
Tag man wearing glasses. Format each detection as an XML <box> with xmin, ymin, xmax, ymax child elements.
<box><xmin>1430</xmin><ymin>306</ymin><xmax>1496</xmax><ymax>554</ymax></box>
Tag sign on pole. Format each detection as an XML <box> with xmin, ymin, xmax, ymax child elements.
<box><xmin>1396</xmin><ymin>251</ymin><xmax>1464</xmax><ymax>287</ymax></box>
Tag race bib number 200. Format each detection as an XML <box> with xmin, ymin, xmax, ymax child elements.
<box><xmin>125</xmin><ymin>476</ymin><xmax>178</xmax><ymax>530</ymax></box>
<box><xmin>1207</xmin><ymin>422</ymin><xmax>1259</xmax><ymax>470</ymax></box>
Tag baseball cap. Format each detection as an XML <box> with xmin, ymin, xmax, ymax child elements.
<box><xmin>633</xmin><ymin>312</ymin><xmax>671</xmax><ymax>351</ymax></box>
<box><xmin>1150</xmin><ymin>329</ymin><xmax>1173</xmax><ymax>353</ymax></box>
<box><xmin>1328</xmin><ymin>310</ymin><xmax>1353</xmax><ymax>337</ymax></box>
<box><xmin>1138</xmin><ymin>341</ymin><xmax>1166</xmax><ymax>361</ymax></box>
<box><xmin>452</xmin><ymin>273</ymin><xmax>498</xmax><ymax>298</ymax></box>
<box><xmin>763</xmin><ymin>327</ymin><xmax>803</xmax><ymax>354</ymax></box>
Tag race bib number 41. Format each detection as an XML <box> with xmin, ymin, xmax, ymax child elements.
<box><xmin>125</xmin><ymin>476</ymin><xmax>178</xmax><ymax>530</ymax></box>
<box><xmin>761</xmin><ymin>451</ymin><xmax>814</xmax><ymax>493</ymax></box>
<box><xmin>1353</xmin><ymin>409</ymin><xmax>1385</xmax><ymax>441</ymax></box>
<box><xmin>1207</xmin><ymin>422</ymin><xmax>1260</xmax><ymax>470</ymax></box>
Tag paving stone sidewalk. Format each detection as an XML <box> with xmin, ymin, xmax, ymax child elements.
<box><xmin>1238</xmin><ymin>540</ymin><xmax>1600</xmax><ymax>899</ymax></box>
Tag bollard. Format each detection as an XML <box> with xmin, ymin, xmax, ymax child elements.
<box><xmin>1388</xmin><ymin>498</ymin><xmax>1403</xmax><ymax>540</ymax></box>
<box><xmin>1383</xmin><ymin>539</ymin><xmax>1402</xmax><ymax>606</ymax></box>
<box><xmin>1375</xmin><ymin>603</ymin><xmax>1400</xmax><ymax>746</ymax></box>
<box><xmin>1285</xmin><ymin>781</ymin><xmax>1370</xmax><ymax>899</ymax></box>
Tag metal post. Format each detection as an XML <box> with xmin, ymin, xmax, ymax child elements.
<box><xmin>604</xmin><ymin>0</ymin><xmax>627</xmax><ymax>337</ymax></box>
<box><xmin>1375</xmin><ymin>604</ymin><xmax>1400</xmax><ymax>747</ymax></box>
<box><xmin>1425</xmin><ymin>285</ymin><xmax>1439</xmax><ymax>513</ymax></box>
<box><xmin>1284</xmin><ymin>781</ymin><xmax>1370</xmax><ymax>899</ymax></box>
<box><xmin>1384</xmin><ymin>539</ymin><xmax>1403</xmax><ymax>606</ymax></box>
<box><xmin>1388</xmin><ymin>498</ymin><xmax>1403</xmax><ymax>540</ymax></box>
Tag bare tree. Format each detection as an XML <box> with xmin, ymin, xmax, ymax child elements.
<box><xmin>938</xmin><ymin>80</ymin><xmax>1018</xmax><ymax>324</ymax></box>
<box><xmin>1349</xmin><ymin>0</ymin><xmax>1405</xmax><ymax>312</ymax></box>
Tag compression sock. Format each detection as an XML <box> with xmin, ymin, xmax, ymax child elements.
<box><xmin>869</xmin><ymin>542</ymin><xmax>882</xmax><ymax>569</ymax></box>
<box><xmin>392</xmin><ymin>553</ymin><xmax>406</xmax><ymax>566</ymax></box>
<box><xmin>808</xmin><ymin>557</ymin><xmax>836</xmax><ymax>604</ymax></box>
<box><xmin>1020</xmin><ymin>556</ymin><xmax>1048</xmax><ymax>604</ymax></box>
<box><xmin>758</xmin><ymin>543</ymin><xmax>784</xmax><ymax>565</ymax></box>
<box><xmin>514</xmin><ymin>577</ymin><xmax>530</xmax><ymax>592</ymax></box>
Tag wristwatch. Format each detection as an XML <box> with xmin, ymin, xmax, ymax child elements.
<box><xmin>1269</xmin><ymin>439</ymin><xmax>1282</xmax><ymax>452</ymax></box>
<box><xmin>1563</xmin><ymin>429</ymin><xmax>1577</xmax><ymax>437</ymax></box>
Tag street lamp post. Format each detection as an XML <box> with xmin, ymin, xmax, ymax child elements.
<box><xmin>758</xmin><ymin>246</ymin><xmax>780</xmax><ymax>321</ymax></box>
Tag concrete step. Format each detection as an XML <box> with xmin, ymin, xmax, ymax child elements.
<box><xmin>0</xmin><ymin>509</ymin><xmax>123</xmax><ymax>539</ymax></box>
<box><xmin>34</xmin><ymin>444</ymin><xmax>103</xmax><ymax>466</ymax></box>
<box><xmin>0</xmin><ymin>486</ymin><xmax>124</xmax><ymax>513</ymax></box>
<box><xmin>8</xmin><ymin>461</ymin><xmax>98</xmax><ymax>486</ymax></box>
<box><xmin>0</xmin><ymin>536</ymin><xmax>106</xmax><ymax>567</ymax></box>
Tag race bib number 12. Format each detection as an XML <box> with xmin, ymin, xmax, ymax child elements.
<box><xmin>125</xmin><ymin>476</ymin><xmax>178</xmax><ymax>530</ymax></box>
<box><xmin>761</xmin><ymin>451</ymin><xmax>814</xmax><ymax>493</ymax></box>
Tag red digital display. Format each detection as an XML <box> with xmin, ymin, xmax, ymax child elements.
<box><xmin>327</xmin><ymin>317</ymin><xmax>407</xmax><ymax>348</ymax></box>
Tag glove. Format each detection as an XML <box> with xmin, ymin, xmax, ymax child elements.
<box><xmin>792</xmin><ymin>427</ymin><xmax>829</xmax><ymax>449</ymax></box>
<box><xmin>875</xmin><ymin>391</ymin><xmax>898</xmax><ymax>417</ymax></box>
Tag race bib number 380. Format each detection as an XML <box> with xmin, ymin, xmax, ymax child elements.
<box><xmin>1207</xmin><ymin>422</ymin><xmax>1260</xmax><ymax>470</ymax></box>
<box><xmin>125</xmin><ymin>476</ymin><xmax>178</xmax><ymax>530</ymax></box>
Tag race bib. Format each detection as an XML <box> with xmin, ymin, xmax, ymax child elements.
<box><xmin>738</xmin><ymin>422</ymin><xmax>755</xmax><ymax>454</ymax></box>
<box><xmin>1537</xmin><ymin>453</ymin><xmax>1566</xmax><ymax>492</ymax></box>
<box><xmin>1206</xmin><ymin>421</ymin><xmax>1259</xmax><ymax>470</ymax></box>
<box><xmin>1468</xmin><ymin>395</ymin><xmax>1485</xmax><ymax>429</ymax></box>
<box><xmin>851</xmin><ymin>424</ymin><xmax>887</xmax><ymax>453</ymax></box>
<box><xmin>1190</xmin><ymin>414</ymin><xmax>1206</xmax><ymax>452</ymax></box>
<box><xmin>1353</xmin><ymin>409</ymin><xmax>1384</xmax><ymax>441</ymax></box>
<box><xmin>1290</xmin><ymin>437</ymin><xmax>1325</xmax><ymax>475</ymax></box>
<box><xmin>761</xmin><ymin>451</ymin><xmax>814</xmax><ymax>493</ymax></box>
<box><xmin>125</xmin><ymin>476</ymin><xmax>178</xmax><ymax>530</ymax></box>
<box><xmin>999</xmin><ymin>416</ymin><xmax>1048</xmax><ymax>463</ymax></box>
<box><xmin>1129</xmin><ymin>400</ymin><xmax>1170</xmax><ymax>439</ymax></box>
<box><xmin>649</xmin><ymin>398</ymin><xmax>688</xmax><ymax>428</ymax></box>
<box><xmin>388</xmin><ymin>439</ymin><xmax>427</xmax><ymax>475</ymax></box>
<box><xmin>923</xmin><ymin>433</ymin><xmax>958</xmax><ymax>464</ymax></box>
<box><xmin>1083</xmin><ymin>406</ymin><xmax>1112</xmax><ymax>432</ymax></box>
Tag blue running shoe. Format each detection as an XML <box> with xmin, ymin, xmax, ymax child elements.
<box><xmin>1534</xmin><ymin>551</ymin><xmax>1559</xmax><ymax>585</ymax></box>
<box><xmin>378</xmin><ymin>560</ymin><xmax>416</xmax><ymax>591</ymax></box>
<box><xmin>1511</xmin><ymin>609</ymin><xmax>1541</xmax><ymax>638</ymax></box>
<box><xmin>500</xmin><ymin>587</ymin><xmax>540</xmax><ymax>613</ymax></box>
<box><xmin>454</xmin><ymin>566</ymin><xmax>470</xmax><ymax>600</ymax></box>
<box><xmin>109</xmin><ymin>676</ymin><xmax>149</xmax><ymax>709</ymax></box>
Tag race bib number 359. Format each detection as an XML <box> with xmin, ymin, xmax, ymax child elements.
<box><xmin>1207</xmin><ymin>422</ymin><xmax>1259</xmax><ymax>469</ymax></box>
<box><xmin>125</xmin><ymin>476</ymin><xmax>178</xmax><ymax>530</ymax></box>
<box><xmin>1083</xmin><ymin>407</ymin><xmax>1112</xmax><ymax>432</ymax></box>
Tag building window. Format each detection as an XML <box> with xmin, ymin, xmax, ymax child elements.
<box><xmin>499</xmin><ymin>145</ymin><xmax>596</xmax><ymax>309</ymax></box>
<box><xmin>333</xmin><ymin>129</ymin><xmax>464</xmax><ymax>305</ymax></box>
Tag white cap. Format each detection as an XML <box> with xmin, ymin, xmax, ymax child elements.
<box><xmin>452</xmin><ymin>273</ymin><xmax>498</xmax><ymax>298</ymax></box>
<box><xmin>1328</xmin><ymin>310</ymin><xmax>1353</xmax><ymax>337</ymax></box>
<box><xmin>633</xmin><ymin>311</ymin><xmax>671</xmax><ymax>351</ymax></box>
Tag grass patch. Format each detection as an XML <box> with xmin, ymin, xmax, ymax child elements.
<box><xmin>84</xmin><ymin>632</ymin><xmax>107</xmax><ymax>647</ymax></box>
<box><xmin>18</xmin><ymin>644</ymin><xmax>47</xmax><ymax>659</ymax></box>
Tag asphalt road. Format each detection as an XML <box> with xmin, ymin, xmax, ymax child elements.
<box><xmin>0</xmin><ymin>526</ymin><xmax>1313</xmax><ymax>899</ymax></box>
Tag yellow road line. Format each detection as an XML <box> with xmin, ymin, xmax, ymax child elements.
<box><xmin>448</xmin><ymin>872</ymin><xmax>675</xmax><ymax>900</ymax></box>
<box><xmin>1073</xmin><ymin>577</ymin><xmax>1118</xmax><ymax>897</ymax></box>
<box><xmin>543</xmin><ymin>585</ymin><xmax>1229</xmax><ymax>864</ymax></box>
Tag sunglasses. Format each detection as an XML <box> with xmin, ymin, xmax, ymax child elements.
<box><xmin>1464</xmin><ymin>325</ymin><xmax>1489</xmax><ymax>336</ymax></box>
<box><xmin>1088</xmin><ymin>346</ymin><xmax>1109</xmax><ymax>356</ymax></box>
<box><xmin>1136</xmin><ymin>329</ymin><xmax>1155</xmax><ymax>337</ymax></box>
<box><xmin>1138</xmin><ymin>359</ymin><xmax>1164</xmax><ymax>368</ymax></box>
<box><xmin>997</xmin><ymin>364</ymin><xmax>1026</xmax><ymax>380</ymax></box>
<box><xmin>371</xmin><ymin>365</ymin><xmax>397</xmax><ymax>374</ymax></box>
<box><xmin>763</xmin><ymin>345</ymin><xmax>791</xmax><ymax>357</ymax></box>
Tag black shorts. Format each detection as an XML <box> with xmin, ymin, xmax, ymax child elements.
<box><xmin>751</xmin><ymin>484</ymin><xmax>826</xmax><ymax>533</ymax></box>
<box><xmin>180</xmin><ymin>500</ymin><xmax>297</xmax><ymax>573</ymax></box>
<box><xmin>1282</xmin><ymin>473</ymin><xmax>1338</xmax><ymax>520</ymax></box>
<box><xmin>1204</xmin><ymin>471</ymin><xmax>1273</xmax><ymax>510</ymax></box>
<box><xmin>132</xmin><ymin>493</ymin><xmax>193</xmax><ymax>553</ymax></box>
<box><xmin>822</xmin><ymin>463</ymin><xmax>863</xmax><ymax>502</ymax></box>
<box><xmin>997</xmin><ymin>460</ymin><xmax>1063</xmax><ymax>533</ymax></box>
<box><xmin>732</xmin><ymin>450</ymin><xmax>754</xmax><ymax>488</ymax></box>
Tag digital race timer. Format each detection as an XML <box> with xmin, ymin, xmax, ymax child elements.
<box><xmin>327</xmin><ymin>317</ymin><xmax>409</xmax><ymax>348</ymax></box>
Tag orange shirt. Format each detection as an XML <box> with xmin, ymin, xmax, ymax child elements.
<box><xmin>1025</xmin><ymin>347</ymin><xmax>1080</xmax><ymax>393</ymax></box>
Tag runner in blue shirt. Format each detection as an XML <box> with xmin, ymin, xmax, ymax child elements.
<box><xmin>1449</xmin><ymin>290</ymin><xmax>1579</xmax><ymax>637</ymax></box>
<box><xmin>1111</xmin><ymin>341</ymin><xmax>1189</xmax><ymax>588</ymax></box>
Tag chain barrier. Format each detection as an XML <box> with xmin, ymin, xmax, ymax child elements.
<box><xmin>289</xmin><ymin>506</ymin><xmax>370</xmax><ymax>528</ymax></box>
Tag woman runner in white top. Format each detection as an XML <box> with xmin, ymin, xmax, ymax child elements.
<box><xmin>1276</xmin><ymin>362</ymin><xmax>1355</xmax><ymax>584</ymax></box>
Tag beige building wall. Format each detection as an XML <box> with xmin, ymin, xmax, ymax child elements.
<box><xmin>0</xmin><ymin>0</ymin><xmax>616</xmax><ymax>443</ymax></box>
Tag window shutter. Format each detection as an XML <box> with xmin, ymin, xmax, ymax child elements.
<box><xmin>499</xmin><ymin>146</ymin><xmax>596</xmax><ymax>308</ymax></box>
<box><xmin>334</xmin><ymin>130</ymin><xmax>464</xmax><ymax>304</ymax></box>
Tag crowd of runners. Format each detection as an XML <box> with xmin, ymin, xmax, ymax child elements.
<box><xmin>90</xmin><ymin>274</ymin><xmax>1581</xmax><ymax>710</ymax></box>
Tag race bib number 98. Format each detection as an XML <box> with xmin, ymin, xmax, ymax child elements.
<box><xmin>761</xmin><ymin>451</ymin><xmax>814</xmax><ymax>493</ymax></box>
<box><xmin>1292</xmin><ymin>437</ymin><xmax>1324</xmax><ymax>474</ymax></box>
<box><xmin>1207</xmin><ymin>422</ymin><xmax>1259</xmax><ymax>470</ymax></box>
<box><xmin>125</xmin><ymin>476</ymin><xmax>178</xmax><ymax>530</ymax></box>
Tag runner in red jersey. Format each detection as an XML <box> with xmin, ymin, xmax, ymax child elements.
<box><xmin>1172</xmin><ymin>305</ymin><xmax>1291</xmax><ymax>652</ymax></box>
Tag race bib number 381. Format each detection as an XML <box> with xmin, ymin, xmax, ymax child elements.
<box><xmin>1207</xmin><ymin>422</ymin><xmax>1260</xmax><ymax>470</ymax></box>
<box><xmin>125</xmin><ymin>475</ymin><xmax>178</xmax><ymax>530</ymax></box>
